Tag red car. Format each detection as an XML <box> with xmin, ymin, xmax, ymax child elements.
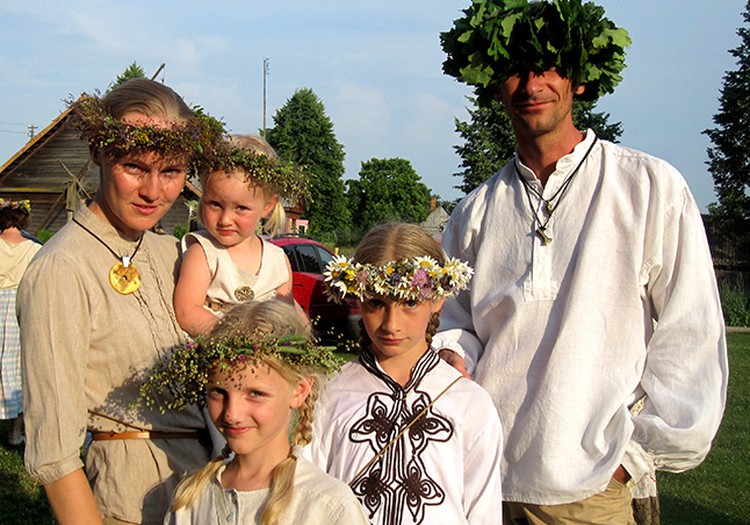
<box><xmin>269</xmin><ymin>234</ymin><xmax>360</xmax><ymax>342</ymax></box>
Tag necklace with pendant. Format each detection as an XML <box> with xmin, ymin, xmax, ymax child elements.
<box><xmin>515</xmin><ymin>136</ymin><xmax>598</xmax><ymax>245</ymax></box>
<box><xmin>73</xmin><ymin>219</ymin><xmax>144</xmax><ymax>295</ymax></box>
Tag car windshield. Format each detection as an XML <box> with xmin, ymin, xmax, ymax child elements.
<box><xmin>285</xmin><ymin>242</ymin><xmax>334</xmax><ymax>274</ymax></box>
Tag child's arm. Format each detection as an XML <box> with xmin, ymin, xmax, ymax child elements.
<box><xmin>275</xmin><ymin>254</ymin><xmax>310</xmax><ymax>325</ymax></box>
<box><xmin>174</xmin><ymin>243</ymin><xmax>220</xmax><ymax>337</ymax></box>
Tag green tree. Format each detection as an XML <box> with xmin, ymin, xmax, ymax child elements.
<box><xmin>453</xmin><ymin>97</ymin><xmax>623</xmax><ymax>194</ymax></box>
<box><xmin>265</xmin><ymin>88</ymin><xmax>350</xmax><ymax>243</ymax></box>
<box><xmin>108</xmin><ymin>62</ymin><xmax>146</xmax><ymax>92</ymax></box>
<box><xmin>704</xmin><ymin>1</ymin><xmax>750</xmax><ymax>243</ymax></box>
<box><xmin>346</xmin><ymin>158</ymin><xmax>431</xmax><ymax>233</ymax></box>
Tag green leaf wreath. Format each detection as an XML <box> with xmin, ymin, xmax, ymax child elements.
<box><xmin>441</xmin><ymin>0</ymin><xmax>632</xmax><ymax>105</ymax></box>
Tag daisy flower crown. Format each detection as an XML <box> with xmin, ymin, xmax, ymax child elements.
<box><xmin>323</xmin><ymin>255</ymin><xmax>474</xmax><ymax>303</ymax></box>
<box><xmin>137</xmin><ymin>334</ymin><xmax>340</xmax><ymax>413</ymax></box>
<box><xmin>0</xmin><ymin>198</ymin><xmax>31</xmax><ymax>213</ymax></box>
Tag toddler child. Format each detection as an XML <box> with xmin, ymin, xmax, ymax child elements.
<box><xmin>174</xmin><ymin>135</ymin><xmax>305</xmax><ymax>336</ymax></box>
<box><xmin>309</xmin><ymin>223</ymin><xmax>503</xmax><ymax>525</ymax></box>
<box><xmin>141</xmin><ymin>299</ymin><xmax>368</xmax><ymax>525</ymax></box>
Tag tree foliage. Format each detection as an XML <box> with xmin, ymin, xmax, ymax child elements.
<box><xmin>704</xmin><ymin>1</ymin><xmax>750</xmax><ymax>243</ymax></box>
<box><xmin>265</xmin><ymin>88</ymin><xmax>350</xmax><ymax>243</ymax></box>
<box><xmin>108</xmin><ymin>62</ymin><xmax>146</xmax><ymax>92</ymax></box>
<box><xmin>346</xmin><ymin>158</ymin><xmax>431</xmax><ymax>233</ymax></box>
<box><xmin>453</xmin><ymin>97</ymin><xmax>623</xmax><ymax>194</ymax></box>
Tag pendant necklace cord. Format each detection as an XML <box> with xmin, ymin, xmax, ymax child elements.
<box><xmin>514</xmin><ymin>136</ymin><xmax>598</xmax><ymax>244</ymax></box>
<box><xmin>72</xmin><ymin>218</ymin><xmax>144</xmax><ymax>266</ymax></box>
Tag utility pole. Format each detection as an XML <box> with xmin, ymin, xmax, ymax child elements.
<box><xmin>151</xmin><ymin>63</ymin><xmax>166</xmax><ymax>81</ymax></box>
<box><xmin>262</xmin><ymin>58</ymin><xmax>269</xmax><ymax>136</ymax></box>
<box><xmin>27</xmin><ymin>124</ymin><xmax>37</xmax><ymax>139</ymax></box>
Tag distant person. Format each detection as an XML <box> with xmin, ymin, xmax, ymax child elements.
<box><xmin>140</xmin><ymin>299</ymin><xmax>368</xmax><ymax>525</ymax></box>
<box><xmin>436</xmin><ymin>1</ymin><xmax>728</xmax><ymax>524</ymax></box>
<box><xmin>310</xmin><ymin>223</ymin><xmax>502</xmax><ymax>525</ymax></box>
<box><xmin>17</xmin><ymin>78</ymin><xmax>222</xmax><ymax>525</ymax></box>
<box><xmin>0</xmin><ymin>198</ymin><xmax>41</xmax><ymax>447</ymax></box>
<box><xmin>174</xmin><ymin>134</ymin><xmax>305</xmax><ymax>337</ymax></box>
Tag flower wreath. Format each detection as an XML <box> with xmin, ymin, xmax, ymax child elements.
<box><xmin>138</xmin><ymin>333</ymin><xmax>340</xmax><ymax>413</ymax></box>
<box><xmin>0</xmin><ymin>198</ymin><xmax>31</xmax><ymax>213</ymax></box>
<box><xmin>441</xmin><ymin>0</ymin><xmax>631</xmax><ymax>104</ymax></box>
<box><xmin>69</xmin><ymin>94</ymin><xmax>225</xmax><ymax>168</ymax></box>
<box><xmin>212</xmin><ymin>145</ymin><xmax>309</xmax><ymax>203</ymax></box>
<box><xmin>323</xmin><ymin>255</ymin><xmax>474</xmax><ymax>303</ymax></box>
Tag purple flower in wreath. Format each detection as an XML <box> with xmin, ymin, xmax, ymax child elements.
<box><xmin>355</xmin><ymin>269</ymin><xmax>370</xmax><ymax>286</ymax></box>
<box><xmin>411</xmin><ymin>269</ymin><xmax>433</xmax><ymax>298</ymax></box>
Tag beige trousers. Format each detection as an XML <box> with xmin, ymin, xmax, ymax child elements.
<box><xmin>504</xmin><ymin>478</ymin><xmax>637</xmax><ymax>525</ymax></box>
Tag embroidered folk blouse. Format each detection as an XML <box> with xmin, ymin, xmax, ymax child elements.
<box><xmin>433</xmin><ymin>131</ymin><xmax>728</xmax><ymax>505</ymax></box>
<box><xmin>309</xmin><ymin>348</ymin><xmax>503</xmax><ymax>525</ymax></box>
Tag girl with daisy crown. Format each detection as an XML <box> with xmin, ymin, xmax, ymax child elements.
<box><xmin>308</xmin><ymin>223</ymin><xmax>503</xmax><ymax>525</ymax></box>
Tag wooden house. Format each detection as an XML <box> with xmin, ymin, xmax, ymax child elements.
<box><xmin>0</xmin><ymin>105</ymin><xmax>200</xmax><ymax>238</ymax></box>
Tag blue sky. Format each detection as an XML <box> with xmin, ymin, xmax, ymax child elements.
<box><xmin>0</xmin><ymin>1</ymin><xmax>746</xmax><ymax>211</ymax></box>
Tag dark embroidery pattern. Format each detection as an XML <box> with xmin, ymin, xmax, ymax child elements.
<box><xmin>350</xmin><ymin>349</ymin><xmax>454</xmax><ymax>524</ymax></box>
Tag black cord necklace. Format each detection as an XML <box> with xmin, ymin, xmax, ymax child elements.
<box><xmin>73</xmin><ymin>218</ymin><xmax>144</xmax><ymax>295</ymax></box>
<box><xmin>514</xmin><ymin>136</ymin><xmax>598</xmax><ymax>245</ymax></box>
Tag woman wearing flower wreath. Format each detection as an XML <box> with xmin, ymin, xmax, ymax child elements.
<box><xmin>0</xmin><ymin>198</ymin><xmax>41</xmax><ymax>447</ymax></box>
<box><xmin>17</xmin><ymin>78</ymin><xmax>222</xmax><ymax>525</ymax></box>
<box><xmin>307</xmin><ymin>223</ymin><xmax>503</xmax><ymax>525</ymax></box>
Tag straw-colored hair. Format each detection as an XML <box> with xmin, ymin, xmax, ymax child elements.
<box><xmin>354</xmin><ymin>223</ymin><xmax>447</xmax><ymax>349</ymax></box>
<box><xmin>169</xmin><ymin>300</ymin><xmax>326</xmax><ymax>525</ymax></box>
<box><xmin>201</xmin><ymin>134</ymin><xmax>288</xmax><ymax>236</ymax></box>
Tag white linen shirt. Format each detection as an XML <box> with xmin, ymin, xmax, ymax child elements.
<box><xmin>433</xmin><ymin>131</ymin><xmax>728</xmax><ymax>505</ymax></box>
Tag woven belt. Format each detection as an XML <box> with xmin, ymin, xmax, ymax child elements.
<box><xmin>91</xmin><ymin>430</ymin><xmax>203</xmax><ymax>441</ymax></box>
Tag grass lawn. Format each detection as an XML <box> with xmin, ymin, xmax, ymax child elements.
<box><xmin>1</xmin><ymin>333</ymin><xmax>748</xmax><ymax>524</ymax></box>
<box><xmin>658</xmin><ymin>331</ymin><xmax>750</xmax><ymax>525</ymax></box>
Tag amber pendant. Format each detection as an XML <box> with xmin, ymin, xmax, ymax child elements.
<box><xmin>109</xmin><ymin>261</ymin><xmax>141</xmax><ymax>295</ymax></box>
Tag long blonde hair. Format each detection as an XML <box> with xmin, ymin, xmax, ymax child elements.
<box><xmin>170</xmin><ymin>300</ymin><xmax>320</xmax><ymax>525</ymax></box>
<box><xmin>354</xmin><ymin>223</ymin><xmax>444</xmax><ymax>349</ymax></box>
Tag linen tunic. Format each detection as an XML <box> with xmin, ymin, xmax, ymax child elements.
<box><xmin>18</xmin><ymin>203</ymin><xmax>209</xmax><ymax>525</ymax></box>
<box><xmin>0</xmin><ymin>237</ymin><xmax>41</xmax><ymax>418</ymax></box>
<box><xmin>181</xmin><ymin>230</ymin><xmax>289</xmax><ymax>311</ymax></box>
<box><xmin>165</xmin><ymin>456</ymin><xmax>369</xmax><ymax>525</ymax></box>
<box><xmin>309</xmin><ymin>348</ymin><xmax>503</xmax><ymax>525</ymax></box>
<box><xmin>433</xmin><ymin>131</ymin><xmax>728</xmax><ymax>505</ymax></box>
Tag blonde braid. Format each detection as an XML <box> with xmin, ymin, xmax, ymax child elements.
<box><xmin>170</xmin><ymin>456</ymin><xmax>226</xmax><ymax>512</ymax></box>
<box><xmin>293</xmin><ymin>379</ymin><xmax>319</xmax><ymax>447</ymax></box>
<box><xmin>425</xmin><ymin>311</ymin><xmax>440</xmax><ymax>347</ymax></box>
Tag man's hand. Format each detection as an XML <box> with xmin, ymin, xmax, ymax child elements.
<box><xmin>438</xmin><ymin>349</ymin><xmax>471</xmax><ymax>379</ymax></box>
<box><xmin>612</xmin><ymin>465</ymin><xmax>631</xmax><ymax>484</ymax></box>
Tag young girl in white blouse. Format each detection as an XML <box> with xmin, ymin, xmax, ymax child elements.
<box><xmin>309</xmin><ymin>223</ymin><xmax>503</xmax><ymax>525</ymax></box>
<box><xmin>174</xmin><ymin>135</ymin><xmax>306</xmax><ymax>337</ymax></box>
<box><xmin>143</xmin><ymin>299</ymin><xmax>367</xmax><ymax>525</ymax></box>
